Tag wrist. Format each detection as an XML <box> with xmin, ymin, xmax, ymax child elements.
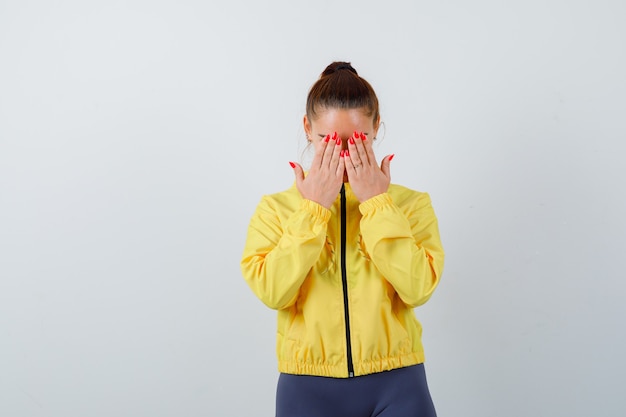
<box><xmin>358</xmin><ymin>192</ymin><xmax>393</xmax><ymax>215</ymax></box>
<box><xmin>355</xmin><ymin>186</ymin><xmax>388</xmax><ymax>204</ymax></box>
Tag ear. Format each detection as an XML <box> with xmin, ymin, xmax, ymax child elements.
<box><xmin>303</xmin><ymin>115</ymin><xmax>312</xmax><ymax>138</ymax></box>
<box><xmin>373</xmin><ymin>115</ymin><xmax>381</xmax><ymax>138</ymax></box>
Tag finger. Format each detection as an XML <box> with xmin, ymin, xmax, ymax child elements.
<box><xmin>327</xmin><ymin>133</ymin><xmax>343</xmax><ymax>171</ymax></box>
<box><xmin>380</xmin><ymin>154</ymin><xmax>394</xmax><ymax>178</ymax></box>
<box><xmin>359</xmin><ymin>132</ymin><xmax>378</xmax><ymax>166</ymax></box>
<box><xmin>336</xmin><ymin>151</ymin><xmax>346</xmax><ymax>177</ymax></box>
<box><xmin>352</xmin><ymin>131</ymin><xmax>371</xmax><ymax>166</ymax></box>
<box><xmin>321</xmin><ymin>132</ymin><xmax>339</xmax><ymax>169</ymax></box>
<box><xmin>346</xmin><ymin>134</ymin><xmax>362</xmax><ymax>169</ymax></box>
<box><xmin>343</xmin><ymin>149</ymin><xmax>357</xmax><ymax>177</ymax></box>
<box><xmin>290</xmin><ymin>161</ymin><xmax>305</xmax><ymax>185</ymax></box>
<box><xmin>311</xmin><ymin>134</ymin><xmax>331</xmax><ymax>169</ymax></box>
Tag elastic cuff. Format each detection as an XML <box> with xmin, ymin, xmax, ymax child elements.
<box><xmin>301</xmin><ymin>199</ymin><xmax>332</xmax><ymax>223</ymax></box>
<box><xmin>359</xmin><ymin>193</ymin><xmax>394</xmax><ymax>215</ymax></box>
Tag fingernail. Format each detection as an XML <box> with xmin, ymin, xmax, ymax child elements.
<box><xmin>349</xmin><ymin>137</ymin><xmax>355</xmax><ymax>145</ymax></box>
<box><xmin>332</xmin><ymin>132</ymin><xmax>338</xmax><ymax>140</ymax></box>
<box><xmin>324</xmin><ymin>134</ymin><xmax>330</xmax><ymax>143</ymax></box>
<box><xmin>389</xmin><ymin>154</ymin><xmax>395</xmax><ymax>162</ymax></box>
<box><xmin>345</xmin><ymin>150</ymin><xmax>350</xmax><ymax>157</ymax></box>
<box><xmin>360</xmin><ymin>133</ymin><xmax>366</xmax><ymax>140</ymax></box>
<box><xmin>336</xmin><ymin>137</ymin><xmax>341</xmax><ymax>145</ymax></box>
<box><xmin>340</xmin><ymin>150</ymin><xmax>345</xmax><ymax>157</ymax></box>
<box><xmin>289</xmin><ymin>161</ymin><xmax>296</xmax><ymax>168</ymax></box>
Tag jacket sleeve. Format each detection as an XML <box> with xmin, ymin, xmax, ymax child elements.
<box><xmin>359</xmin><ymin>192</ymin><xmax>444</xmax><ymax>308</ymax></box>
<box><xmin>241</xmin><ymin>196</ymin><xmax>331</xmax><ymax>310</ymax></box>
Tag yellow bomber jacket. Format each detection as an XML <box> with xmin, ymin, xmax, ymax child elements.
<box><xmin>241</xmin><ymin>182</ymin><xmax>444</xmax><ymax>378</ymax></box>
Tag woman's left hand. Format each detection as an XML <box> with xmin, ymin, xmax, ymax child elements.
<box><xmin>343</xmin><ymin>131</ymin><xmax>394</xmax><ymax>203</ymax></box>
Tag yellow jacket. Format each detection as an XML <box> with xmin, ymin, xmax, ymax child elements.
<box><xmin>241</xmin><ymin>182</ymin><xmax>444</xmax><ymax>378</ymax></box>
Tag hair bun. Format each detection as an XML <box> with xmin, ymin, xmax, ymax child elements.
<box><xmin>321</xmin><ymin>61</ymin><xmax>358</xmax><ymax>77</ymax></box>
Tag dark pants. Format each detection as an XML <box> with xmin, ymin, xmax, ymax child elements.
<box><xmin>276</xmin><ymin>364</ymin><xmax>437</xmax><ymax>417</ymax></box>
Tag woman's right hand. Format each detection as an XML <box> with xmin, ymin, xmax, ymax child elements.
<box><xmin>290</xmin><ymin>133</ymin><xmax>345</xmax><ymax>209</ymax></box>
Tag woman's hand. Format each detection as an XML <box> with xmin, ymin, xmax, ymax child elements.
<box><xmin>343</xmin><ymin>131</ymin><xmax>393</xmax><ymax>203</ymax></box>
<box><xmin>290</xmin><ymin>133</ymin><xmax>345</xmax><ymax>209</ymax></box>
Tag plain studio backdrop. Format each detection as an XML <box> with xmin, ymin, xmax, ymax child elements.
<box><xmin>1</xmin><ymin>0</ymin><xmax>625</xmax><ymax>416</ymax></box>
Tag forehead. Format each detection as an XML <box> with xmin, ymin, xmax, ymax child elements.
<box><xmin>311</xmin><ymin>108</ymin><xmax>374</xmax><ymax>130</ymax></box>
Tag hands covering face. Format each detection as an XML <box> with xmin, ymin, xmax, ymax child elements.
<box><xmin>291</xmin><ymin>132</ymin><xmax>394</xmax><ymax>208</ymax></box>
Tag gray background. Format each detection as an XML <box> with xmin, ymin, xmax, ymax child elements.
<box><xmin>1</xmin><ymin>0</ymin><xmax>624</xmax><ymax>416</ymax></box>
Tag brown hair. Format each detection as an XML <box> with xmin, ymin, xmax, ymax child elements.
<box><xmin>306</xmin><ymin>61</ymin><xmax>380</xmax><ymax>123</ymax></box>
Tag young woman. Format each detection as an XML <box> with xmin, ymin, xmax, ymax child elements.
<box><xmin>241</xmin><ymin>61</ymin><xmax>445</xmax><ymax>417</ymax></box>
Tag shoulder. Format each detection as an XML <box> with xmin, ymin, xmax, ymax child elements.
<box><xmin>387</xmin><ymin>183</ymin><xmax>433</xmax><ymax>209</ymax></box>
<box><xmin>254</xmin><ymin>183</ymin><xmax>302</xmax><ymax>215</ymax></box>
<box><xmin>262</xmin><ymin>182</ymin><xmax>300</xmax><ymax>204</ymax></box>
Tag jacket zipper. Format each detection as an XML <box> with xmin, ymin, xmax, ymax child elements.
<box><xmin>340</xmin><ymin>185</ymin><xmax>355</xmax><ymax>378</ymax></box>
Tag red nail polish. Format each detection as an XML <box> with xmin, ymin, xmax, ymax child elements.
<box><xmin>345</xmin><ymin>150</ymin><xmax>350</xmax><ymax>157</ymax></box>
<box><xmin>336</xmin><ymin>138</ymin><xmax>341</xmax><ymax>145</ymax></box>
<box><xmin>289</xmin><ymin>161</ymin><xmax>296</xmax><ymax>168</ymax></box>
<box><xmin>332</xmin><ymin>132</ymin><xmax>338</xmax><ymax>140</ymax></box>
<box><xmin>349</xmin><ymin>137</ymin><xmax>355</xmax><ymax>145</ymax></box>
<box><xmin>360</xmin><ymin>133</ymin><xmax>366</xmax><ymax>140</ymax></box>
<box><xmin>324</xmin><ymin>135</ymin><xmax>330</xmax><ymax>143</ymax></box>
<box><xmin>340</xmin><ymin>150</ymin><xmax>345</xmax><ymax>157</ymax></box>
<box><xmin>354</xmin><ymin>131</ymin><xmax>359</xmax><ymax>138</ymax></box>
<box><xmin>389</xmin><ymin>154</ymin><xmax>395</xmax><ymax>162</ymax></box>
